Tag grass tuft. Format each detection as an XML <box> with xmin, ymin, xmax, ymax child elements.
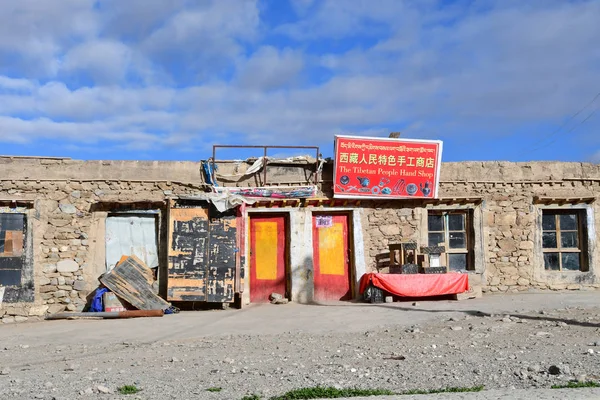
<box><xmin>401</xmin><ymin>386</ymin><xmax>484</xmax><ymax>395</ymax></box>
<box><xmin>118</xmin><ymin>385</ymin><xmax>140</xmax><ymax>395</ymax></box>
<box><xmin>551</xmin><ymin>381</ymin><xmax>600</xmax><ymax>389</ymax></box>
<box><xmin>269</xmin><ymin>386</ymin><xmax>394</xmax><ymax>400</ymax></box>
<box><xmin>243</xmin><ymin>385</ymin><xmax>485</xmax><ymax>400</ymax></box>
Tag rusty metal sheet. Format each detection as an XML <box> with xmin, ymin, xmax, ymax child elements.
<box><xmin>100</xmin><ymin>255</ymin><xmax>170</xmax><ymax>311</ymax></box>
<box><xmin>105</xmin><ymin>215</ymin><xmax>158</xmax><ymax>271</ymax></box>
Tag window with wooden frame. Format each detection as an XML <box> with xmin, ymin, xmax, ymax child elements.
<box><xmin>0</xmin><ymin>213</ymin><xmax>26</xmax><ymax>286</ymax></box>
<box><xmin>427</xmin><ymin>210</ymin><xmax>473</xmax><ymax>271</ymax></box>
<box><xmin>542</xmin><ymin>210</ymin><xmax>587</xmax><ymax>271</ymax></box>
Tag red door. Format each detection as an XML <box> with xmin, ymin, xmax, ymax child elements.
<box><xmin>312</xmin><ymin>214</ymin><xmax>352</xmax><ymax>301</ymax></box>
<box><xmin>250</xmin><ymin>215</ymin><xmax>287</xmax><ymax>303</ymax></box>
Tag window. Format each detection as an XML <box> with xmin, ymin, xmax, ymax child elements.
<box><xmin>428</xmin><ymin>211</ymin><xmax>473</xmax><ymax>271</ymax></box>
<box><xmin>0</xmin><ymin>213</ymin><xmax>26</xmax><ymax>286</ymax></box>
<box><xmin>542</xmin><ymin>210</ymin><xmax>587</xmax><ymax>271</ymax></box>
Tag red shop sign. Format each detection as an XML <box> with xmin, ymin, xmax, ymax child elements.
<box><xmin>333</xmin><ymin>135</ymin><xmax>443</xmax><ymax>199</ymax></box>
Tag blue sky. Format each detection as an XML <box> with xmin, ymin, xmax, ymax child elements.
<box><xmin>0</xmin><ymin>0</ymin><xmax>599</xmax><ymax>162</ymax></box>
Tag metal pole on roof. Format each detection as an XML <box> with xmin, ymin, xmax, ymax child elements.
<box><xmin>263</xmin><ymin>146</ymin><xmax>268</xmax><ymax>185</ymax></box>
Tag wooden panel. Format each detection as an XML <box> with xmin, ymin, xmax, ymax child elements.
<box><xmin>250</xmin><ymin>216</ymin><xmax>286</xmax><ymax>303</ymax></box>
<box><xmin>0</xmin><ymin>213</ymin><xmax>25</xmax><ymax>258</ymax></box>
<box><xmin>10</xmin><ymin>231</ymin><xmax>23</xmax><ymax>257</ymax></box>
<box><xmin>167</xmin><ymin>204</ymin><xmax>239</xmax><ymax>303</ymax></box>
<box><xmin>254</xmin><ymin>222</ymin><xmax>278</xmax><ymax>280</ymax></box>
<box><xmin>236</xmin><ymin>205</ymin><xmax>246</xmax><ymax>294</ymax></box>
<box><xmin>313</xmin><ymin>214</ymin><xmax>351</xmax><ymax>302</ymax></box>
<box><xmin>318</xmin><ymin>223</ymin><xmax>345</xmax><ymax>275</ymax></box>
<box><xmin>167</xmin><ymin>207</ymin><xmax>209</xmax><ymax>301</ymax></box>
<box><xmin>100</xmin><ymin>255</ymin><xmax>170</xmax><ymax>310</ymax></box>
<box><xmin>206</xmin><ymin>210</ymin><xmax>237</xmax><ymax>303</ymax></box>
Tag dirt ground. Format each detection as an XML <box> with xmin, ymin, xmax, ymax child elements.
<box><xmin>1</xmin><ymin>292</ymin><xmax>600</xmax><ymax>399</ymax></box>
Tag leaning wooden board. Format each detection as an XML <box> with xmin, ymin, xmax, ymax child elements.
<box><xmin>100</xmin><ymin>255</ymin><xmax>170</xmax><ymax>311</ymax></box>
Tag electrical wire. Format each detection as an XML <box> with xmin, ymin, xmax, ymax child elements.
<box><xmin>528</xmin><ymin>106</ymin><xmax>599</xmax><ymax>152</ymax></box>
<box><xmin>519</xmin><ymin>90</ymin><xmax>600</xmax><ymax>155</ymax></box>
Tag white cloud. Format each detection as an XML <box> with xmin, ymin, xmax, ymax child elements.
<box><xmin>0</xmin><ymin>76</ymin><xmax>36</xmax><ymax>92</ymax></box>
<box><xmin>0</xmin><ymin>0</ymin><xmax>598</xmax><ymax>159</ymax></box>
<box><xmin>236</xmin><ymin>46</ymin><xmax>304</xmax><ymax>91</ymax></box>
<box><xmin>313</xmin><ymin>0</ymin><xmax>600</xmax><ymax>127</ymax></box>
<box><xmin>141</xmin><ymin>0</ymin><xmax>260</xmax><ymax>82</ymax></box>
<box><xmin>278</xmin><ymin>0</ymin><xmax>415</xmax><ymax>40</ymax></box>
<box><xmin>0</xmin><ymin>0</ymin><xmax>97</xmax><ymax>77</ymax></box>
<box><xmin>0</xmin><ymin>115</ymin><xmax>161</xmax><ymax>144</ymax></box>
<box><xmin>98</xmin><ymin>0</ymin><xmax>188</xmax><ymax>40</ymax></box>
<box><xmin>62</xmin><ymin>40</ymin><xmax>132</xmax><ymax>84</ymax></box>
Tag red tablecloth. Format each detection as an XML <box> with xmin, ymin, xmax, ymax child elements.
<box><xmin>359</xmin><ymin>272</ymin><xmax>469</xmax><ymax>297</ymax></box>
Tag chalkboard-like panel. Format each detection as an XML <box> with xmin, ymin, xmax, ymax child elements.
<box><xmin>206</xmin><ymin>210</ymin><xmax>237</xmax><ymax>303</ymax></box>
<box><xmin>167</xmin><ymin>207</ymin><xmax>209</xmax><ymax>301</ymax></box>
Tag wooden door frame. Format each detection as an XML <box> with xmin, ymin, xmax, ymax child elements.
<box><xmin>247</xmin><ymin>212</ymin><xmax>291</xmax><ymax>301</ymax></box>
<box><xmin>310</xmin><ymin>210</ymin><xmax>355</xmax><ymax>299</ymax></box>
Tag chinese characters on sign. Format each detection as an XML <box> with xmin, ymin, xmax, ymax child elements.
<box><xmin>333</xmin><ymin>135</ymin><xmax>443</xmax><ymax>199</ymax></box>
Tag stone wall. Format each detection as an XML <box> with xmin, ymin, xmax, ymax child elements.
<box><xmin>0</xmin><ymin>156</ymin><xmax>203</xmax><ymax>182</ymax></box>
<box><xmin>1</xmin><ymin>157</ymin><xmax>209</xmax><ymax>323</ymax></box>
<box><xmin>358</xmin><ymin>162</ymin><xmax>600</xmax><ymax>293</ymax></box>
<box><xmin>1</xmin><ymin>157</ymin><xmax>599</xmax><ymax>322</ymax></box>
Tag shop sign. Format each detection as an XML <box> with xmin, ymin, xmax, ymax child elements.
<box><xmin>333</xmin><ymin>135</ymin><xmax>443</xmax><ymax>199</ymax></box>
<box><xmin>315</xmin><ymin>215</ymin><xmax>333</xmax><ymax>228</ymax></box>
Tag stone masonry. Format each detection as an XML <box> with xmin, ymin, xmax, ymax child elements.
<box><xmin>359</xmin><ymin>162</ymin><xmax>600</xmax><ymax>293</ymax></box>
<box><xmin>1</xmin><ymin>157</ymin><xmax>599</xmax><ymax>323</ymax></box>
<box><xmin>0</xmin><ymin>157</ymin><xmax>207</xmax><ymax>323</ymax></box>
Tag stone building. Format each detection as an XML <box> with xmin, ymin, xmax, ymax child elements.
<box><xmin>0</xmin><ymin>155</ymin><xmax>598</xmax><ymax>323</ymax></box>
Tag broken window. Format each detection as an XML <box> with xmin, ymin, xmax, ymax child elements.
<box><xmin>542</xmin><ymin>210</ymin><xmax>587</xmax><ymax>271</ymax></box>
<box><xmin>427</xmin><ymin>211</ymin><xmax>473</xmax><ymax>271</ymax></box>
<box><xmin>0</xmin><ymin>213</ymin><xmax>26</xmax><ymax>286</ymax></box>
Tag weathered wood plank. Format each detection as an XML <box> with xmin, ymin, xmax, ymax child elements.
<box><xmin>100</xmin><ymin>255</ymin><xmax>170</xmax><ymax>311</ymax></box>
<box><xmin>206</xmin><ymin>211</ymin><xmax>237</xmax><ymax>303</ymax></box>
<box><xmin>167</xmin><ymin>206</ymin><xmax>210</xmax><ymax>301</ymax></box>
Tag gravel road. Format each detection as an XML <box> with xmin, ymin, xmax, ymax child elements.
<box><xmin>1</xmin><ymin>292</ymin><xmax>599</xmax><ymax>399</ymax></box>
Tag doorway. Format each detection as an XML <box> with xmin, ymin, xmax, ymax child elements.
<box><xmin>105</xmin><ymin>214</ymin><xmax>159</xmax><ymax>271</ymax></box>
<box><xmin>249</xmin><ymin>214</ymin><xmax>288</xmax><ymax>303</ymax></box>
<box><xmin>312</xmin><ymin>213</ymin><xmax>352</xmax><ymax>301</ymax></box>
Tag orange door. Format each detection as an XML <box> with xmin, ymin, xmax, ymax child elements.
<box><xmin>250</xmin><ymin>215</ymin><xmax>287</xmax><ymax>303</ymax></box>
<box><xmin>312</xmin><ymin>214</ymin><xmax>352</xmax><ymax>301</ymax></box>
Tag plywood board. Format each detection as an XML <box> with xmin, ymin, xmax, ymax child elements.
<box><xmin>167</xmin><ymin>207</ymin><xmax>209</xmax><ymax>301</ymax></box>
<box><xmin>100</xmin><ymin>255</ymin><xmax>170</xmax><ymax>311</ymax></box>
